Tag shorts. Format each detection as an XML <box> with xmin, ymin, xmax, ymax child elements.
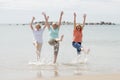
<box><xmin>72</xmin><ymin>41</ymin><xmax>82</xmax><ymax>54</ymax></box>
<box><xmin>48</xmin><ymin>39</ymin><xmax>59</xmax><ymax>54</ymax></box>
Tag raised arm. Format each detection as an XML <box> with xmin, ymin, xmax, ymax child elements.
<box><xmin>42</xmin><ymin>12</ymin><xmax>50</xmax><ymax>30</ymax></box>
<box><xmin>43</xmin><ymin>16</ymin><xmax>49</xmax><ymax>29</ymax></box>
<box><xmin>82</xmin><ymin>14</ymin><xmax>86</xmax><ymax>28</ymax></box>
<box><xmin>30</xmin><ymin>17</ymin><xmax>35</xmax><ymax>30</ymax></box>
<box><xmin>74</xmin><ymin>12</ymin><xmax>76</xmax><ymax>29</ymax></box>
<box><xmin>58</xmin><ymin>11</ymin><xmax>64</xmax><ymax>29</ymax></box>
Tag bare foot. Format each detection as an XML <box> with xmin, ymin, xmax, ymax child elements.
<box><xmin>60</xmin><ymin>35</ymin><xmax>64</xmax><ymax>41</ymax></box>
<box><xmin>85</xmin><ymin>48</ymin><xmax>90</xmax><ymax>54</ymax></box>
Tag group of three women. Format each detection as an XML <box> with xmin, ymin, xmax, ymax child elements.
<box><xmin>30</xmin><ymin>11</ymin><xmax>90</xmax><ymax>64</ymax></box>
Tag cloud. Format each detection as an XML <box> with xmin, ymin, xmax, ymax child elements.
<box><xmin>0</xmin><ymin>0</ymin><xmax>119</xmax><ymax>15</ymax></box>
<box><xmin>0</xmin><ymin>0</ymin><xmax>83</xmax><ymax>10</ymax></box>
<box><xmin>0</xmin><ymin>0</ymin><xmax>120</xmax><ymax>23</ymax></box>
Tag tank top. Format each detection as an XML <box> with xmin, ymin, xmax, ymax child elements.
<box><xmin>49</xmin><ymin>26</ymin><xmax>59</xmax><ymax>39</ymax></box>
<box><xmin>73</xmin><ymin>29</ymin><xmax>83</xmax><ymax>42</ymax></box>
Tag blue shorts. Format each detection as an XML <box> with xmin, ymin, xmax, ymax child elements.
<box><xmin>72</xmin><ymin>42</ymin><xmax>82</xmax><ymax>54</ymax></box>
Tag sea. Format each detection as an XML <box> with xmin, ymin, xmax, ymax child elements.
<box><xmin>0</xmin><ymin>24</ymin><xmax>120</xmax><ymax>80</ymax></box>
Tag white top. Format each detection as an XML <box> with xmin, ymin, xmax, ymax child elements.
<box><xmin>33</xmin><ymin>28</ymin><xmax>44</xmax><ymax>43</ymax></box>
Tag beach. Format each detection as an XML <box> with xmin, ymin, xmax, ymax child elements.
<box><xmin>51</xmin><ymin>74</ymin><xmax>120</xmax><ymax>80</ymax></box>
<box><xmin>0</xmin><ymin>0</ymin><xmax>120</xmax><ymax>79</ymax></box>
<box><xmin>0</xmin><ymin>24</ymin><xmax>120</xmax><ymax>80</ymax></box>
<box><xmin>24</xmin><ymin>73</ymin><xmax>120</xmax><ymax>80</ymax></box>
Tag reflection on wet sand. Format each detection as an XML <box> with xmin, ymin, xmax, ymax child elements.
<box><xmin>34</xmin><ymin>63</ymin><xmax>89</xmax><ymax>80</ymax></box>
<box><xmin>35</xmin><ymin>65</ymin><xmax>59</xmax><ymax>79</ymax></box>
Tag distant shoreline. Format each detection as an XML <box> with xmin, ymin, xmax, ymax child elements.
<box><xmin>0</xmin><ymin>21</ymin><xmax>118</xmax><ymax>26</ymax></box>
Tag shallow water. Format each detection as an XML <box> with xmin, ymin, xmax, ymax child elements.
<box><xmin>0</xmin><ymin>24</ymin><xmax>120</xmax><ymax>80</ymax></box>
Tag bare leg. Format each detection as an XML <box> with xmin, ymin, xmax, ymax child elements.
<box><xmin>56</xmin><ymin>35</ymin><xmax>64</xmax><ymax>42</ymax></box>
<box><xmin>60</xmin><ymin>35</ymin><xmax>64</xmax><ymax>41</ymax></box>
<box><xmin>37</xmin><ymin>43</ymin><xmax>42</xmax><ymax>60</ymax></box>
<box><xmin>34</xmin><ymin>42</ymin><xmax>42</xmax><ymax>61</ymax></box>
<box><xmin>53</xmin><ymin>42</ymin><xmax>59</xmax><ymax>64</ymax></box>
<box><xmin>79</xmin><ymin>47</ymin><xmax>90</xmax><ymax>63</ymax></box>
<box><xmin>86</xmin><ymin>48</ymin><xmax>90</xmax><ymax>54</ymax></box>
<box><xmin>53</xmin><ymin>53</ymin><xmax>58</xmax><ymax>64</ymax></box>
<box><xmin>53</xmin><ymin>35</ymin><xmax>63</xmax><ymax>63</ymax></box>
<box><xmin>36</xmin><ymin>44</ymin><xmax>40</xmax><ymax>61</ymax></box>
<box><xmin>81</xmin><ymin>47</ymin><xmax>90</xmax><ymax>54</ymax></box>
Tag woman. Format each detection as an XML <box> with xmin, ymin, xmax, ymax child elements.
<box><xmin>42</xmin><ymin>11</ymin><xmax>64</xmax><ymax>64</ymax></box>
<box><xmin>72</xmin><ymin>12</ymin><xmax>90</xmax><ymax>56</ymax></box>
<box><xmin>30</xmin><ymin>16</ymin><xmax>48</xmax><ymax>61</ymax></box>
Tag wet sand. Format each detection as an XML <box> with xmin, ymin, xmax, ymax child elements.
<box><xmin>27</xmin><ymin>73</ymin><xmax>120</xmax><ymax>80</ymax></box>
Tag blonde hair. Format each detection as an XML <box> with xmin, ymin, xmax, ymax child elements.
<box><xmin>35</xmin><ymin>23</ymin><xmax>41</xmax><ymax>28</ymax></box>
<box><xmin>76</xmin><ymin>24</ymin><xmax>83</xmax><ymax>28</ymax></box>
<box><xmin>52</xmin><ymin>22</ymin><xmax>58</xmax><ymax>27</ymax></box>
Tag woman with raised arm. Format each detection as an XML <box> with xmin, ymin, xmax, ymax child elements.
<box><xmin>72</xmin><ymin>12</ymin><xmax>90</xmax><ymax>57</ymax></box>
<box><xmin>30</xmin><ymin>16</ymin><xmax>48</xmax><ymax>61</ymax></box>
<box><xmin>42</xmin><ymin>11</ymin><xmax>64</xmax><ymax>64</ymax></box>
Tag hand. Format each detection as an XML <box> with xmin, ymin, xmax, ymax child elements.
<box><xmin>74</xmin><ymin>12</ymin><xmax>76</xmax><ymax>17</ymax></box>
<box><xmin>42</xmin><ymin>12</ymin><xmax>46</xmax><ymax>16</ymax></box>
<box><xmin>32</xmin><ymin>17</ymin><xmax>35</xmax><ymax>21</ymax></box>
<box><xmin>83</xmin><ymin>14</ymin><xmax>86</xmax><ymax>18</ymax></box>
<box><xmin>47</xmin><ymin>16</ymin><xmax>49</xmax><ymax>19</ymax></box>
<box><xmin>61</xmin><ymin>11</ymin><xmax>64</xmax><ymax>16</ymax></box>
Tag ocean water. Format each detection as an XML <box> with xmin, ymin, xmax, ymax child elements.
<box><xmin>0</xmin><ymin>24</ymin><xmax>120</xmax><ymax>80</ymax></box>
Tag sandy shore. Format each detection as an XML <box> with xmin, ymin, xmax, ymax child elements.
<box><xmin>28</xmin><ymin>73</ymin><xmax>120</xmax><ymax>80</ymax></box>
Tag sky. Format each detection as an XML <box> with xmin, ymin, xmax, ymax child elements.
<box><xmin>0</xmin><ymin>0</ymin><xmax>120</xmax><ymax>24</ymax></box>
